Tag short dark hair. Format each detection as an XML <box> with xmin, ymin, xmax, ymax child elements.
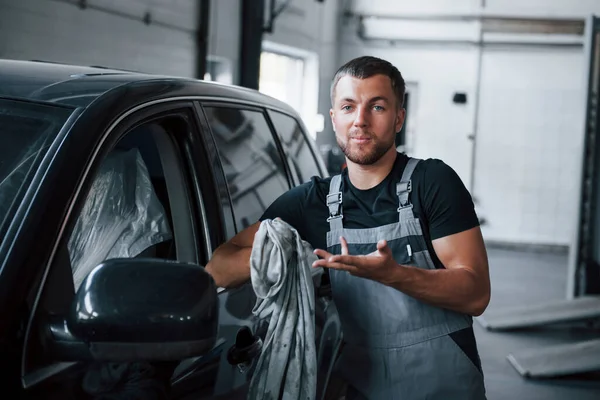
<box><xmin>330</xmin><ymin>56</ymin><xmax>406</xmax><ymax>109</ymax></box>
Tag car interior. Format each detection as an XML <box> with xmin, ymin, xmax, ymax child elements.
<box><xmin>67</xmin><ymin>146</ymin><xmax>173</xmax><ymax>289</ymax></box>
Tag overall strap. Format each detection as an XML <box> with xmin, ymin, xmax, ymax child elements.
<box><xmin>396</xmin><ymin>157</ymin><xmax>421</xmax><ymax>222</ymax></box>
<box><xmin>327</xmin><ymin>174</ymin><xmax>343</xmax><ymax>231</ymax></box>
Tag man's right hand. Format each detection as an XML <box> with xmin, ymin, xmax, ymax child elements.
<box><xmin>205</xmin><ymin>221</ymin><xmax>261</xmax><ymax>288</ymax></box>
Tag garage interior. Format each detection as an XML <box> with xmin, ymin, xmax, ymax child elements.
<box><xmin>1</xmin><ymin>0</ymin><xmax>600</xmax><ymax>398</ymax></box>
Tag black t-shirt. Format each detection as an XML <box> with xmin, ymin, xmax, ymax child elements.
<box><xmin>260</xmin><ymin>152</ymin><xmax>479</xmax><ymax>269</ymax></box>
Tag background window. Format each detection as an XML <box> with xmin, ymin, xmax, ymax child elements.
<box><xmin>259</xmin><ymin>51</ymin><xmax>305</xmax><ymax>116</ymax></box>
<box><xmin>259</xmin><ymin>42</ymin><xmax>320</xmax><ymax>140</ymax></box>
<box><xmin>204</xmin><ymin>107</ymin><xmax>290</xmax><ymax>231</ymax></box>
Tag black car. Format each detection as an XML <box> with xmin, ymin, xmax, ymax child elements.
<box><xmin>0</xmin><ymin>60</ymin><xmax>343</xmax><ymax>399</ymax></box>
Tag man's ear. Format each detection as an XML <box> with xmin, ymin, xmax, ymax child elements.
<box><xmin>330</xmin><ymin>109</ymin><xmax>336</xmax><ymax>132</ymax></box>
<box><xmin>395</xmin><ymin>108</ymin><xmax>406</xmax><ymax>133</ymax></box>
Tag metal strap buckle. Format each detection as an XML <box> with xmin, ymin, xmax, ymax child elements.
<box><xmin>397</xmin><ymin>180</ymin><xmax>412</xmax><ymax>194</ymax></box>
<box><xmin>326</xmin><ymin>192</ymin><xmax>342</xmax><ymax>206</ymax></box>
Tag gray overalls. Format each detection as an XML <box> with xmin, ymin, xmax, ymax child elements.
<box><xmin>326</xmin><ymin>157</ymin><xmax>486</xmax><ymax>399</ymax></box>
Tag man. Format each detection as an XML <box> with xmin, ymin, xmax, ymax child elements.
<box><xmin>206</xmin><ymin>56</ymin><xmax>490</xmax><ymax>399</ymax></box>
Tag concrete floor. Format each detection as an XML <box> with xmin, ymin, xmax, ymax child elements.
<box><xmin>475</xmin><ymin>246</ymin><xmax>600</xmax><ymax>400</ymax></box>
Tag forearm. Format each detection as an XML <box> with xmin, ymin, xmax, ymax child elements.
<box><xmin>387</xmin><ymin>265</ymin><xmax>490</xmax><ymax>316</ymax></box>
<box><xmin>205</xmin><ymin>243</ymin><xmax>252</xmax><ymax>288</ymax></box>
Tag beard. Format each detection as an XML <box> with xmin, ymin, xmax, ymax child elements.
<box><xmin>336</xmin><ymin>130</ymin><xmax>396</xmax><ymax>165</ymax></box>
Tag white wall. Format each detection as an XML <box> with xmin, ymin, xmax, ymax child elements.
<box><xmin>0</xmin><ymin>0</ymin><xmax>201</xmax><ymax>77</ymax></box>
<box><xmin>0</xmin><ymin>0</ymin><xmax>242</xmax><ymax>79</ymax></box>
<box><xmin>342</xmin><ymin>0</ymin><xmax>594</xmax><ymax>246</ymax></box>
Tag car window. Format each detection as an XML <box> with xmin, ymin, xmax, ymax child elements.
<box><xmin>67</xmin><ymin>123</ymin><xmax>187</xmax><ymax>290</ymax></box>
<box><xmin>267</xmin><ymin>110</ymin><xmax>322</xmax><ymax>183</ymax></box>
<box><xmin>0</xmin><ymin>99</ymin><xmax>73</xmax><ymax>239</ymax></box>
<box><xmin>204</xmin><ymin>106</ymin><xmax>290</xmax><ymax>231</ymax></box>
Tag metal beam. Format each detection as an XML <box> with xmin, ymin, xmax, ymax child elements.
<box><xmin>195</xmin><ymin>0</ymin><xmax>211</xmax><ymax>80</ymax></box>
<box><xmin>239</xmin><ymin>0</ymin><xmax>265</xmax><ymax>89</ymax></box>
<box><xmin>572</xmin><ymin>15</ymin><xmax>600</xmax><ymax>296</ymax></box>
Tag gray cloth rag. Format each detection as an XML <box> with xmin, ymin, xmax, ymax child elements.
<box><xmin>248</xmin><ymin>218</ymin><xmax>318</xmax><ymax>400</ymax></box>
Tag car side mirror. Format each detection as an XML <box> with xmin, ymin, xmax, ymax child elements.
<box><xmin>46</xmin><ymin>258</ymin><xmax>219</xmax><ymax>362</ymax></box>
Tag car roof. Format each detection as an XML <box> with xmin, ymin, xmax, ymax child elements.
<box><xmin>0</xmin><ymin>59</ymin><xmax>297</xmax><ymax>113</ymax></box>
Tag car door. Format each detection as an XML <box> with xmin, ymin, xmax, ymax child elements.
<box><xmin>18</xmin><ymin>101</ymin><xmax>220</xmax><ymax>399</ymax></box>
<box><xmin>182</xmin><ymin>103</ymin><xmax>293</xmax><ymax>399</ymax></box>
<box><xmin>197</xmin><ymin>102</ymin><xmax>344</xmax><ymax>400</ymax></box>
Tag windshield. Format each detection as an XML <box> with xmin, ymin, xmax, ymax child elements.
<box><xmin>0</xmin><ymin>98</ymin><xmax>74</xmax><ymax>237</ymax></box>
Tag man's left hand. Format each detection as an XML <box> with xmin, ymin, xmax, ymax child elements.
<box><xmin>312</xmin><ymin>237</ymin><xmax>400</xmax><ymax>285</ymax></box>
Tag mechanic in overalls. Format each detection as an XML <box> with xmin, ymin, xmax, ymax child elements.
<box><xmin>207</xmin><ymin>55</ymin><xmax>491</xmax><ymax>399</ymax></box>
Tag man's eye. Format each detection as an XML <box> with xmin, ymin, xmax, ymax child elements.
<box><xmin>373</xmin><ymin>105</ymin><xmax>384</xmax><ymax>111</ymax></box>
<box><xmin>342</xmin><ymin>105</ymin><xmax>352</xmax><ymax>111</ymax></box>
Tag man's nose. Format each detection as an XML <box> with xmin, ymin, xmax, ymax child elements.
<box><xmin>353</xmin><ymin>107</ymin><xmax>368</xmax><ymax>127</ymax></box>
